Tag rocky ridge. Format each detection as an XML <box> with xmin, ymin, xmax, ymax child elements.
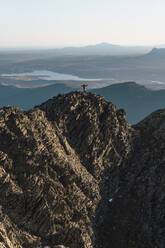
<box><xmin>0</xmin><ymin>91</ymin><xmax>164</xmax><ymax>248</ymax></box>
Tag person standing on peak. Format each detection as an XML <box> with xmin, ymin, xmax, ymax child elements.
<box><xmin>81</xmin><ymin>84</ymin><xmax>88</xmax><ymax>92</ymax></box>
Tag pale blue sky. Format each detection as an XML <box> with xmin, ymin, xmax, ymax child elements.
<box><xmin>1</xmin><ymin>0</ymin><xmax>165</xmax><ymax>47</ymax></box>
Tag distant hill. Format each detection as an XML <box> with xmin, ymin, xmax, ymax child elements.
<box><xmin>53</xmin><ymin>42</ymin><xmax>151</xmax><ymax>56</ymax></box>
<box><xmin>0</xmin><ymin>83</ymin><xmax>73</xmax><ymax>110</ymax></box>
<box><xmin>144</xmin><ymin>47</ymin><xmax>165</xmax><ymax>60</ymax></box>
<box><xmin>91</xmin><ymin>82</ymin><xmax>165</xmax><ymax>124</ymax></box>
<box><xmin>0</xmin><ymin>84</ymin><xmax>25</xmax><ymax>99</ymax></box>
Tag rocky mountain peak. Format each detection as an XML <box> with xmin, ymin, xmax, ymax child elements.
<box><xmin>38</xmin><ymin>92</ymin><xmax>132</xmax><ymax>177</ymax></box>
<box><xmin>0</xmin><ymin>92</ymin><xmax>164</xmax><ymax>248</ymax></box>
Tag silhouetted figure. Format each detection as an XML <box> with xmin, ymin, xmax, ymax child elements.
<box><xmin>81</xmin><ymin>84</ymin><xmax>88</xmax><ymax>92</ymax></box>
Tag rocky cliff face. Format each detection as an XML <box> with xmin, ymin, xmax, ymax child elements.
<box><xmin>0</xmin><ymin>92</ymin><xmax>164</xmax><ymax>248</ymax></box>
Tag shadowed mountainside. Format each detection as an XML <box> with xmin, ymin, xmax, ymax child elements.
<box><xmin>0</xmin><ymin>92</ymin><xmax>164</xmax><ymax>248</ymax></box>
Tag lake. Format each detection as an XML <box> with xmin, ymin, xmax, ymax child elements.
<box><xmin>1</xmin><ymin>70</ymin><xmax>165</xmax><ymax>90</ymax></box>
<box><xmin>1</xmin><ymin>70</ymin><xmax>102</xmax><ymax>81</ymax></box>
<box><xmin>1</xmin><ymin>70</ymin><xmax>115</xmax><ymax>89</ymax></box>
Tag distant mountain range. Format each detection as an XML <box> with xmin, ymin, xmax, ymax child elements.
<box><xmin>1</xmin><ymin>81</ymin><xmax>165</xmax><ymax>124</ymax></box>
<box><xmin>0</xmin><ymin>42</ymin><xmax>153</xmax><ymax>56</ymax></box>
<box><xmin>3</xmin><ymin>47</ymin><xmax>165</xmax><ymax>82</ymax></box>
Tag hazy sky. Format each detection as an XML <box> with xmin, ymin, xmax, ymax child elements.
<box><xmin>1</xmin><ymin>0</ymin><xmax>165</xmax><ymax>47</ymax></box>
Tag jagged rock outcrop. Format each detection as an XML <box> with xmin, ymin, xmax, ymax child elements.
<box><xmin>0</xmin><ymin>105</ymin><xmax>100</xmax><ymax>248</ymax></box>
<box><xmin>0</xmin><ymin>92</ymin><xmax>164</xmax><ymax>248</ymax></box>
<box><xmin>38</xmin><ymin>92</ymin><xmax>132</xmax><ymax>177</ymax></box>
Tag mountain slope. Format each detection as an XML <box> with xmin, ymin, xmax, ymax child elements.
<box><xmin>0</xmin><ymin>105</ymin><xmax>100</xmax><ymax>247</ymax></box>
<box><xmin>96</xmin><ymin>109</ymin><xmax>165</xmax><ymax>248</ymax></box>
<box><xmin>0</xmin><ymin>92</ymin><xmax>164</xmax><ymax>248</ymax></box>
<box><xmin>0</xmin><ymin>92</ymin><xmax>131</xmax><ymax>248</ymax></box>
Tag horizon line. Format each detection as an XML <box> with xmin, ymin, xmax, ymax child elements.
<box><xmin>0</xmin><ymin>42</ymin><xmax>162</xmax><ymax>50</ymax></box>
